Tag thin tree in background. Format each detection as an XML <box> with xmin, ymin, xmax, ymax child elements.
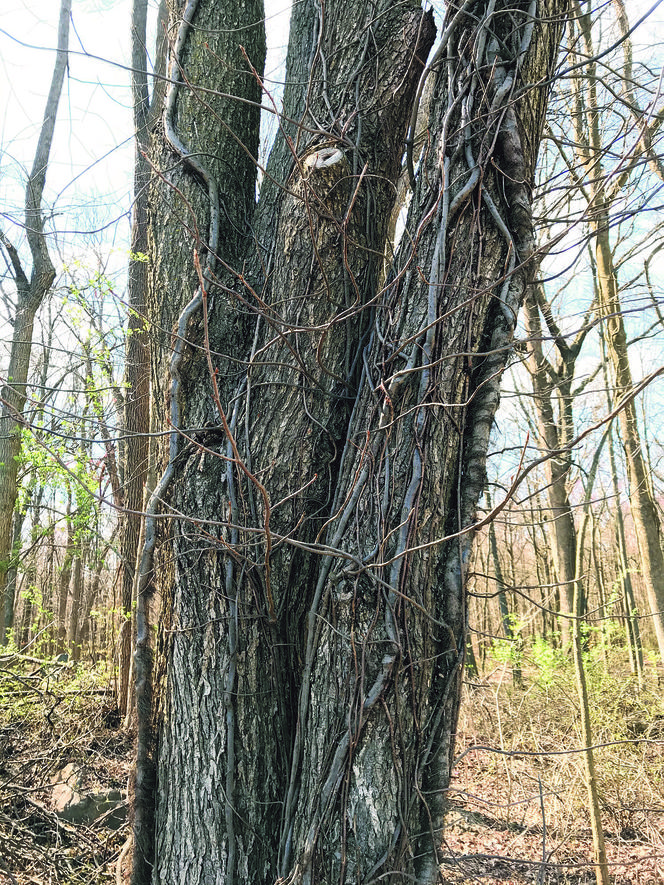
<box><xmin>0</xmin><ymin>0</ymin><xmax>71</xmax><ymax>645</ymax></box>
<box><xmin>571</xmin><ymin>0</ymin><xmax>664</xmax><ymax>665</ymax></box>
<box><xmin>524</xmin><ymin>282</ymin><xmax>592</xmax><ymax>645</ymax></box>
<box><xmin>117</xmin><ymin>0</ymin><xmax>166</xmax><ymax>720</ymax></box>
<box><xmin>572</xmin><ymin>429</ymin><xmax>611</xmax><ymax>885</ymax></box>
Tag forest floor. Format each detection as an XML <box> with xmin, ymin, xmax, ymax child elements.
<box><xmin>0</xmin><ymin>648</ymin><xmax>662</xmax><ymax>884</ymax></box>
<box><xmin>441</xmin><ymin>649</ymin><xmax>664</xmax><ymax>884</ymax></box>
<box><xmin>0</xmin><ymin>657</ymin><xmax>129</xmax><ymax>884</ymax></box>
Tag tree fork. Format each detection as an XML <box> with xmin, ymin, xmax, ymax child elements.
<box><xmin>140</xmin><ymin>2</ymin><xmax>570</xmax><ymax>884</ymax></box>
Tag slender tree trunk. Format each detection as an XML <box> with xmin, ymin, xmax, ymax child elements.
<box><xmin>43</xmin><ymin>532</ymin><xmax>57</xmax><ymax>656</ymax></box>
<box><xmin>572</xmin><ymin>436</ymin><xmax>610</xmax><ymax>885</ymax></box>
<box><xmin>524</xmin><ymin>287</ymin><xmax>583</xmax><ymax>645</ymax></box>
<box><xmin>3</xmin><ymin>503</ymin><xmax>27</xmax><ymax>642</ymax></box>
<box><xmin>595</xmin><ymin>224</ymin><xmax>664</xmax><ymax>664</ymax></box>
<box><xmin>18</xmin><ymin>592</ymin><xmax>33</xmax><ymax>651</ymax></box>
<box><xmin>602</xmin><ymin>347</ymin><xmax>643</xmax><ymax>680</ymax></box>
<box><xmin>486</xmin><ymin>493</ymin><xmax>521</xmax><ymax>683</ymax></box>
<box><xmin>118</xmin><ymin>0</ymin><xmax>162</xmax><ymax>720</ymax></box>
<box><xmin>56</xmin><ymin>491</ymin><xmax>74</xmax><ymax>657</ymax></box>
<box><xmin>0</xmin><ymin>0</ymin><xmax>70</xmax><ymax>645</ymax></box>
<box><xmin>573</xmin><ymin>3</ymin><xmax>664</xmax><ymax>666</ymax></box>
<box><xmin>532</xmin><ymin>493</ymin><xmax>551</xmax><ymax>638</ymax></box>
<box><xmin>68</xmin><ymin>552</ymin><xmax>84</xmax><ymax>662</ymax></box>
<box><xmin>79</xmin><ymin>528</ymin><xmax>118</xmax><ymax>649</ymax></box>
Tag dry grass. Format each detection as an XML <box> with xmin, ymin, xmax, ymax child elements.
<box><xmin>443</xmin><ymin>644</ymin><xmax>664</xmax><ymax>883</ymax></box>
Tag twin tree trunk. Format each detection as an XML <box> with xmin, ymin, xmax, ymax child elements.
<box><xmin>137</xmin><ymin>1</ymin><xmax>568</xmax><ymax>883</ymax></box>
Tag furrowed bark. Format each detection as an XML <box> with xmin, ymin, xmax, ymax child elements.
<box><xmin>139</xmin><ymin>1</ymin><xmax>266</xmax><ymax>882</ymax></box>
<box><xmin>143</xmin><ymin>2</ymin><xmax>569</xmax><ymax>884</ymax></box>
<box><xmin>277</xmin><ymin>5</ymin><xmax>568</xmax><ymax>883</ymax></box>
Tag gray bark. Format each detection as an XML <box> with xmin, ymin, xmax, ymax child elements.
<box><xmin>138</xmin><ymin>2</ymin><xmax>569</xmax><ymax>883</ymax></box>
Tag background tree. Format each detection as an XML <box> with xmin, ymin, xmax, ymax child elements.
<box><xmin>0</xmin><ymin>0</ymin><xmax>71</xmax><ymax>645</ymax></box>
<box><xmin>472</xmin><ymin>0</ymin><xmax>664</xmax><ymax>670</ymax></box>
<box><xmin>117</xmin><ymin>0</ymin><xmax>167</xmax><ymax>720</ymax></box>
<box><xmin>571</xmin><ymin>0</ymin><xmax>664</xmax><ymax>665</ymax></box>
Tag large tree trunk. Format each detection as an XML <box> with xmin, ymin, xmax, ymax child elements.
<box><xmin>138</xmin><ymin>2</ymin><xmax>569</xmax><ymax>883</ymax></box>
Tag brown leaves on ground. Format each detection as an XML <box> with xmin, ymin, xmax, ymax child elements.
<box><xmin>442</xmin><ymin>656</ymin><xmax>664</xmax><ymax>884</ymax></box>
<box><xmin>0</xmin><ymin>657</ymin><xmax>132</xmax><ymax>885</ymax></box>
<box><xmin>2</xmin><ymin>650</ymin><xmax>663</xmax><ymax>884</ymax></box>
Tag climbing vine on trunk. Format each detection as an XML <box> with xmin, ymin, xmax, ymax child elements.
<box><xmin>134</xmin><ymin>2</ymin><xmax>570</xmax><ymax>883</ymax></box>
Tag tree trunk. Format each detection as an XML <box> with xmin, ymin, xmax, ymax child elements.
<box><xmin>56</xmin><ymin>492</ymin><xmax>74</xmax><ymax>657</ymax></box>
<box><xmin>0</xmin><ymin>0</ymin><xmax>70</xmax><ymax>645</ymax></box>
<box><xmin>595</xmin><ymin>223</ymin><xmax>664</xmax><ymax>664</ymax></box>
<box><xmin>138</xmin><ymin>2</ymin><xmax>569</xmax><ymax>883</ymax></box>
<box><xmin>118</xmin><ymin>0</ymin><xmax>163</xmax><ymax>720</ymax></box>
<box><xmin>68</xmin><ymin>552</ymin><xmax>84</xmax><ymax>662</ymax></box>
<box><xmin>78</xmin><ymin>530</ymin><xmax>117</xmax><ymax>649</ymax></box>
<box><xmin>571</xmin><ymin>435</ymin><xmax>610</xmax><ymax>885</ymax></box>
<box><xmin>572</xmin><ymin>2</ymin><xmax>664</xmax><ymax>666</ymax></box>
<box><xmin>486</xmin><ymin>492</ymin><xmax>521</xmax><ymax>683</ymax></box>
<box><xmin>524</xmin><ymin>288</ymin><xmax>580</xmax><ymax>644</ymax></box>
<box><xmin>602</xmin><ymin>345</ymin><xmax>643</xmax><ymax>681</ymax></box>
<box><xmin>2</xmin><ymin>501</ymin><xmax>28</xmax><ymax>642</ymax></box>
<box><xmin>18</xmin><ymin>590</ymin><xmax>33</xmax><ymax>651</ymax></box>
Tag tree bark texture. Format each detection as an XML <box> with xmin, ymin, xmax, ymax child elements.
<box><xmin>139</xmin><ymin>2</ymin><xmax>569</xmax><ymax>883</ymax></box>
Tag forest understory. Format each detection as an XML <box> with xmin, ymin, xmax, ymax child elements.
<box><xmin>1</xmin><ymin>647</ymin><xmax>662</xmax><ymax>885</ymax></box>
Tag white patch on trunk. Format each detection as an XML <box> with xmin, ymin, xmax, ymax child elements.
<box><xmin>304</xmin><ymin>147</ymin><xmax>344</xmax><ymax>169</ymax></box>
